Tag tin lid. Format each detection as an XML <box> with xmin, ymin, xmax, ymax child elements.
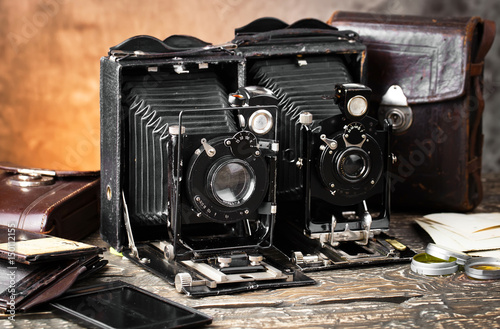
<box><xmin>425</xmin><ymin>243</ymin><xmax>471</xmax><ymax>265</ymax></box>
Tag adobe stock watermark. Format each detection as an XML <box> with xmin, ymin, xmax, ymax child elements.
<box><xmin>0</xmin><ymin>105</ymin><xmax>9</xmax><ymax>141</ymax></box>
<box><xmin>368</xmin><ymin>0</ymin><xmax>403</xmax><ymax>24</ymax></box>
<box><xmin>51</xmin><ymin>125</ymin><xmax>100</xmax><ymax>170</ymax></box>
<box><xmin>215</xmin><ymin>0</ymin><xmax>244</xmax><ymax>20</ymax></box>
<box><xmin>389</xmin><ymin>94</ymin><xmax>484</xmax><ymax>191</ymax></box>
<box><xmin>7</xmin><ymin>0</ymin><xmax>69</xmax><ymax>52</ymax></box>
<box><xmin>6</xmin><ymin>222</ymin><xmax>17</xmax><ymax>321</ymax></box>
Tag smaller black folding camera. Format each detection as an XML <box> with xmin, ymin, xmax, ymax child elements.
<box><xmin>100</xmin><ymin>35</ymin><xmax>313</xmax><ymax>296</ymax></box>
<box><xmin>275</xmin><ymin>83</ymin><xmax>415</xmax><ymax>270</ymax></box>
<box><xmin>233</xmin><ymin>17</ymin><xmax>415</xmax><ymax>270</ymax></box>
<box><xmin>302</xmin><ymin>83</ymin><xmax>388</xmax><ymax>239</ymax></box>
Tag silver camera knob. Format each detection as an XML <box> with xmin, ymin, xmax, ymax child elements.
<box><xmin>8</xmin><ymin>174</ymin><xmax>54</xmax><ymax>187</ymax></box>
<box><xmin>217</xmin><ymin>256</ymin><xmax>232</xmax><ymax>268</ymax></box>
<box><xmin>169</xmin><ymin>125</ymin><xmax>186</xmax><ymax>135</ymax></box>
<box><xmin>379</xmin><ymin>85</ymin><xmax>413</xmax><ymax>133</ymax></box>
<box><xmin>175</xmin><ymin>272</ymin><xmax>193</xmax><ymax>293</ymax></box>
<box><xmin>293</xmin><ymin>251</ymin><xmax>304</xmax><ymax>265</ymax></box>
<box><xmin>299</xmin><ymin>112</ymin><xmax>313</xmax><ymax>126</ymax></box>
<box><xmin>249</xmin><ymin>255</ymin><xmax>263</xmax><ymax>266</ymax></box>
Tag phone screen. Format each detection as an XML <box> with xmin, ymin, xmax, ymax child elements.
<box><xmin>51</xmin><ymin>282</ymin><xmax>212</xmax><ymax>329</ymax></box>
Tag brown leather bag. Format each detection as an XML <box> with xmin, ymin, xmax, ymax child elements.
<box><xmin>329</xmin><ymin>12</ymin><xmax>496</xmax><ymax>211</ymax></box>
<box><xmin>0</xmin><ymin>163</ymin><xmax>100</xmax><ymax>240</ymax></box>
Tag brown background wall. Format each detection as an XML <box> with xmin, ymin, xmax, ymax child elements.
<box><xmin>0</xmin><ymin>0</ymin><xmax>498</xmax><ymax>172</ymax></box>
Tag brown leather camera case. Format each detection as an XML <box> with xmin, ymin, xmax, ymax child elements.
<box><xmin>0</xmin><ymin>163</ymin><xmax>100</xmax><ymax>240</ymax></box>
<box><xmin>329</xmin><ymin>12</ymin><xmax>496</xmax><ymax>211</ymax></box>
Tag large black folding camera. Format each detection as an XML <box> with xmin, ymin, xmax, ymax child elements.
<box><xmin>100</xmin><ymin>34</ymin><xmax>314</xmax><ymax>296</ymax></box>
<box><xmin>100</xmin><ymin>18</ymin><xmax>414</xmax><ymax>296</ymax></box>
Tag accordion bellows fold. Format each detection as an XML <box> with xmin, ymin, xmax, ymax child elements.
<box><xmin>123</xmin><ymin>69</ymin><xmax>236</xmax><ymax>222</ymax></box>
<box><xmin>248</xmin><ymin>55</ymin><xmax>353</xmax><ymax>196</ymax></box>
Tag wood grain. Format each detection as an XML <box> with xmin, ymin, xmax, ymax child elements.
<box><xmin>2</xmin><ymin>174</ymin><xmax>500</xmax><ymax>327</ymax></box>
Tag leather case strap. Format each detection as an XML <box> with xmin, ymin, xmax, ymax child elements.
<box><xmin>468</xmin><ymin>19</ymin><xmax>496</xmax><ymax>206</ymax></box>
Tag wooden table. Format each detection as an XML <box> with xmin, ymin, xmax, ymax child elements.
<box><xmin>4</xmin><ymin>174</ymin><xmax>500</xmax><ymax>328</ymax></box>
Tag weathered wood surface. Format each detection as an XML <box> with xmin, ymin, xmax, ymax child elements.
<box><xmin>4</xmin><ymin>174</ymin><xmax>500</xmax><ymax>328</ymax></box>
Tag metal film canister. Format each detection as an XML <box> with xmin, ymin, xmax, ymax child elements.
<box><xmin>425</xmin><ymin>243</ymin><xmax>471</xmax><ymax>265</ymax></box>
<box><xmin>465</xmin><ymin>257</ymin><xmax>500</xmax><ymax>280</ymax></box>
<box><xmin>411</xmin><ymin>253</ymin><xmax>459</xmax><ymax>276</ymax></box>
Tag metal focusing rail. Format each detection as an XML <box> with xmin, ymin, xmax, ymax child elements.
<box><xmin>173</xmin><ymin>253</ymin><xmax>293</xmax><ymax>293</ymax></box>
<box><xmin>292</xmin><ymin>233</ymin><xmax>410</xmax><ymax>270</ymax></box>
<box><xmin>292</xmin><ymin>239</ymin><xmax>398</xmax><ymax>267</ymax></box>
<box><xmin>309</xmin><ymin>200</ymin><xmax>374</xmax><ymax>247</ymax></box>
<box><xmin>290</xmin><ymin>198</ymin><xmax>406</xmax><ymax>270</ymax></box>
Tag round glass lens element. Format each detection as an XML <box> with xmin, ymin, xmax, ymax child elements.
<box><xmin>347</xmin><ymin>95</ymin><xmax>368</xmax><ymax>117</ymax></box>
<box><xmin>249</xmin><ymin>110</ymin><xmax>273</xmax><ymax>135</ymax></box>
<box><xmin>343</xmin><ymin>153</ymin><xmax>365</xmax><ymax>179</ymax></box>
<box><xmin>336</xmin><ymin>148</ymin><xmax>370</xmax><ymax>182</ymax></box>
<box><xmin>211</xmin><ymin>160</ymin><xmax>256</xmax><ymax>207</ymax></box>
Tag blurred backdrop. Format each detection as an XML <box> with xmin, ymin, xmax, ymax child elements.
<box><xmin>0</xmin><ymin>0</ymin><xmax>498</xmax><ymax>172</ymax></box>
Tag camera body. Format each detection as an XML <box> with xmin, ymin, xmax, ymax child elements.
<box><xmin>100</xmin><ymin>35</ymin><xmax>314</xmax><ymax>295</ymax></box>
<box><xmin>299</xmin><ymin>83</ymin><xmax>390</xmax><ymax>245</ymax></box>
<box><xmin>100</xmin><ymin>41</ymin><xmax>245</xmax><ymax>254</ymax></box>
<box><xmin>170</xmin><ymin>85</ymin><xmax>280</xmax><ymax>258</ymax></box>
<box><xmin>103</xmin><ymin>62</ymin><xmax>278</xmax><ymax>252</ymax></box>
<box><xmin>233</xmin><ymin>18</ymin><xmax>411</xmax><ymax>270</ymax></box>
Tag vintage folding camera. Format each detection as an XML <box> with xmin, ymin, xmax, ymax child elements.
<box><xmin>100</xmin><ymin>35</ymin><xmax>314</xmax><ymax>296</ymax></box>
<box><xmin>233</xmin><ymin>18</ymin><xmax>415</xmax><ymax>270</ymax></box>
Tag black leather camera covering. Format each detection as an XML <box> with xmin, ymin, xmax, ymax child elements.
<box><xmin>234</xmin><ymin>19</ymin><xmax>391</xmax><ymax>229</ymax></box>
<box><xmin>100</xmin><ymin>18</ymin><xmax>367</xmax><ymax>252</ymax></box>
<box><xmin>100</xmin><ymin>48</ymin><xmax>245</xmax><ymax>251</ymax></box>
<box><xmin>228</xmin><ymin>18</ymin><xmax>409</xmax><ymax>271</ymax></box>
<box><xmin>100</xmin><ymin>38</ymin><xmax>318</xmax><ymax>294</ymax></box>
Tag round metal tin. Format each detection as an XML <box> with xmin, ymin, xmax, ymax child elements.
<box><xmin>411</xmin><ymin>253</ymin><xmax>458</xmax><ymax>276</ymax></box>
<box><xmin>465</xmin><ymin>257</ymin><xmax>500</xmax><ymax>280</ymax></box>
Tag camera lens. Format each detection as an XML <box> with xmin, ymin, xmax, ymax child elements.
<box><xmin>188</xmin><ymin>137</ymin><xmax>269</xmax><ymax>222</ymax></box>
<box><xmin>337</xmin><ymin>148</ymin><xmax>370</xmax><ymax>182</ymax></box>
<box><xmin>210</xmin><ymin>159</ymin><xmax>256</xmax><ymax>207</ymax></box>
<box><xmin>342</xmin><ymin>154</ymin><xmax>365</xmax><ymax>178</ymax></box>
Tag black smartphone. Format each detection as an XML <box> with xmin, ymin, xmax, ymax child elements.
<box><xmin>50</xmin><ymin>281</ymin><xmax>212</xmax><ymax>329</ymax></box>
